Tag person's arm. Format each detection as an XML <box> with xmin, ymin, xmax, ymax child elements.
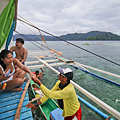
<box><xmin>21</xmin><ymin>48</ymin><xmax>28</xmax><ymax>63</ymax></box>
<box><xmin>26</xmin><ymin>100</ymin><xmax>42</xmax><ymax>112</ymax></box>
<box><xmin>26</xmin><ymin>77</ymin><xmax>59</xmax><ymax>111</ymax></box>
<box><xmin>26</xmin><ymin>77</ymin><xmax>42</xmax><ymax>111</ymax></box>
<box><xmin>10</xmin><ymin>46</ymin><xmax>15</xmax><ymax>52</ymax></box>
<box><xmin>40</xmin><ymin>68</ymin><xmax>44</xmax><ymax>74</ymax></box>
<box><xmin>32</xmin><ymin>77</ymin><xmax>70</xmax><ymax>99</ymax></box>
<box><xmin>13</xmin><ymin>58</ymin><xmax>34</xmax><ymax>77</ymax></box>
<box><xmin>0</xmin><ymin>73</ymin><xmax>10</xmax><ymax>82</ymax></box>
<box><xmin>31</xmin><ymin>76</ymin><xmax>42</xmax><ymax>86</ymax></box>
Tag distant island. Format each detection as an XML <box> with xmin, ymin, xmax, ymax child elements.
<box><xmin>13</xmin><ymin>31</ymin><xmax>120</xmax><ymax>41</ymax></box>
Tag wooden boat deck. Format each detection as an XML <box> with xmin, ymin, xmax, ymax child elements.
<box><xmin>0</xmin><ymin>81</ymin><xmax>33</xmax><ymax>120</ymax></box>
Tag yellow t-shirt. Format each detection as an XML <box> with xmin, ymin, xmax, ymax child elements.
<box><xmin>40</xmin><ymin>80</ymin><xmax>80</xmax><ymax>117</ymax></box>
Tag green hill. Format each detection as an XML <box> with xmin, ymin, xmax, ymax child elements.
<box><xmin>59</xmin><ymin>31</ymin><xmax>120</xmax><ymax>40</ymax></box>
<box><xmin>13</xmin><ymin>31</ymin><xmax>120</xmax><ymax>41</ymax></box>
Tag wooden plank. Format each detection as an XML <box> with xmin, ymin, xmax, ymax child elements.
<box><xmin>4</xmin><ymin>116</ymin><xmax>33</xmax><ymax>120</ymax></box>
<box><xmin>0</xmin><ymin>92</ymin><xmax>28</xmax><ymax>104</ymax></box>
<box><xmin>0</xmin><ymin>91</ymin><xmax>23</xmax><ymax>98</ymax></box>
<box><xmin>0</xmin><ymin>96</ymin><xmax>28</xmax><ymax>108</ymax></box>
<box><xmin>0</xmin><ymin>93</ymin><xmax>24</xmax><ymax>103</ymax></box>
<box><xmin>0</xmin><ymin>103</ymin><xmax>30</xmax><ymax>119</ymax></box>
<box><xmin>0</xmin><ymin>92</ymin><xmax>28</xmax><ymax>103</ymax></box>
<box><xmin>0</xmin><ymin>80</ymin><xmax>33</xmax><ymax>120</ymax></box>
<box><xmin>0</xmin><ymin>96</ymin><xmax>29</xmax><ymax>113</ymax></box>
<box><xmin>20</xmin><ymin>111</ymin><xmax>33</xmax><ymax>119</ymax></box>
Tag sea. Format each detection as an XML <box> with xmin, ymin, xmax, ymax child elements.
<box><xmin>18</xmin><ymin>40</ymin><xmax>120</xmax><ymax>120</ymax></box>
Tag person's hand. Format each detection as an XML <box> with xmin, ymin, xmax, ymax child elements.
<box><xmin>40</xmin><ymin>68</ymin><xmax>44</xmax><ymax>72</ymax></box>
<box><xmin>30</xmin><ymin>72</ymin><xmax>36</xmax><ymax>78</ymax></box>
<box><xmin>32</xmin><ymin>76</ymin><xmax>41</xmax><ymax>86</ymax></box>
<box><xmin>1</xmin><ymin>73</ymin><xmax>9</xmax><ymax>80</ymax></box>
<box><xmin>26</xmin><ymin>102</ymin><xmax>37</xmax><ymax>112</ymax></box>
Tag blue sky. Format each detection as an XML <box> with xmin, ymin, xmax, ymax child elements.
<box><xmin>16</xmin><ymin>0</ymin><xmax>120</xmax><ymax>36</ymax></box>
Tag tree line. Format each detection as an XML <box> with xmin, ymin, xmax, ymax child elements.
<box><xmin>13</xmin><ymin>31</ymin><xmax>120</xmax><ymax>41</ymax></box>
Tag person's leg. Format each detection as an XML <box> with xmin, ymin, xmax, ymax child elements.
<box><xmin>17</xmin><ymin>70</ymin><xmax>26</xmax><ymax>79</ymax></box>
<box><xmin>0</xmin><ymin>84</ymin><xmax>2</xmax><ymax>90</ymax></box>
<box><xmin>5</xmin><ymin>78</ymin><xmax>24</xmax><ymax>92</ymax></box>
<box><xmin>11</xmin><ymin>87</ymin><xmax>22</xmax><ymax>92</ymax></box>
<box><xmin>13</xmin><ymin>68</ymin><xmax>26</xmax><ymax>79</ymax></box>
<box><xmin>23</xmin><ymin>77</ymin><xmax>27</xmax><ymax>82</ymax></box>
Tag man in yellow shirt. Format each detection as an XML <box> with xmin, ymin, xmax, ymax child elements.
<box><xmin>26</xmin><ymin>67</ymin><xmax>82</xmax><ymax>120</ymax></box>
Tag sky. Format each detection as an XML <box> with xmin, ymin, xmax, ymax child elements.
<box><xmin>16</xmin><ymin>0</ymin><xmax>120</xmax><ymax>36</ymax></box>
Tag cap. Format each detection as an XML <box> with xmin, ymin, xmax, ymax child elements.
<box><xmin>58</xmin><ymin>67</ymin><xmax>72</xmax><ymax>74</ymax></box>
<box><xmin>58</xmin><ymin>67</ymin><xmax>73</xmax><ymax>81</ymax></box>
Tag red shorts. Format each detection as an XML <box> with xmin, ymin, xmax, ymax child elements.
<box><xmin>64</xmin><ymin>107</ymin><xmax>82</xmax><ymax>120</ymax></box>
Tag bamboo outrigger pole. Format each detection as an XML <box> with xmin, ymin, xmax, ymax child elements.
<box><xmin>14</xmin><ymin>78</ymin><xmax>31</xmax><ymax>120</ymax></box>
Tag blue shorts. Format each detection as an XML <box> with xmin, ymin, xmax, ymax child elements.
<box><xmin>19</xmin><ymin>60</ymin><xmax>25</xmax><ymax>65</ymax></box>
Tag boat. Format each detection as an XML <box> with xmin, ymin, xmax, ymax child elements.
<box><xmin>0</xmin><ymin>0</ymin><xmax>32</xmax><ymax>119</ymax></box>
<box><xmin>30</xmin><ymin>80</ymin><xmax>62</xmax><ymax>120</ymax></box>
<box><xmin>81</xmin><ymin>43</ymin><xmax>90</xmax><ymax>45</ymax></box>
<box><xmin>1</xmin><ymin>1</ymin><xmax>120</xmax><ymax>120</ymax></box>
<box><xmin>25</xmin><ymin>55</ymin><xmax>120</xmax><ymax>120</ymax></box>
<box><xmin>91</xmin><ymin>43</ymin><xmax>103</xmax><ymax>45</ymax></box>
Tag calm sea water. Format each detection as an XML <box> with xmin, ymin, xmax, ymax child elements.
<box><xmin>20</xmin><ymin>41</ymin><xmax>120</xmax><ymax>120</ymax></box>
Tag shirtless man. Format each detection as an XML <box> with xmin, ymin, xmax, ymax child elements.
<box><xmin>10</xmin><ymin>38</ymin><xmax>28</xmax><ymax>65</ymax></box>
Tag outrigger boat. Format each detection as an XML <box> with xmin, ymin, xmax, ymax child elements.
<box><xmin>25</xmin><ymin>53</ymin><xmax>120</xmax><ymax>120</ymax></box>
<box><xmin>1</xmin><ymin>0</ymin><xmax>120</xmax><ymax>120</ymax></box>
<box><xmin>30</xmin><ymin>80</ymin><xmax>60</xmax><ymax>120</ymax></box>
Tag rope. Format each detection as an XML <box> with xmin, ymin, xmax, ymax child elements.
<box><xmin>19</xmin><ymin>21</ymin><xmax>45</xmax><ymax>54</ymax></box>
<box><xmin>17</xmin><ymin>17</ymin><xmax>120</xmax><ymax>67</ymax></box>
<box><xmin>15</xmin><ymin>31</ymin><xmax>73</xmax><ymax>62</ymax></box>
<box><xmin>15</xmin><ymin>31</ymin><xmax>42</xmax><ymax>50</ymax></box>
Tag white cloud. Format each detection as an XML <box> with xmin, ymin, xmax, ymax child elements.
<box><xmin>16</xmin><ymin>0</ymin><xmax>120</xmax><ymax>36</ymax></box>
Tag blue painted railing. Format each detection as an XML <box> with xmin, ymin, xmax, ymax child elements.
<box><xmin>71</xmin><ymin>65</ymin><xmax>120</xmax><ymax>87</ymax></box>
<box><xmin>77</xmin><ymin>95</ymin><xmax>114</xmax><ymax>120</ymax></box>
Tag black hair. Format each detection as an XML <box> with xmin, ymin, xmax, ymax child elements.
<box><xmin>35</xmin><ymin>70</ymin><xmax>39</xmax><ymax>74</ymax></box>
<box><xmin>16</xmin><ymin>38</ymin><xmax>24</xmax><ymax>44</ymax></box>
<box><xmin>0</xmin><ymin>49</ymin><xmax>13</xmax><ymax>70</ymax></box>
<box><xmin>65</xmin><ymin>72</ymin><xmax>73</xmax><ymax>82</ymax></box>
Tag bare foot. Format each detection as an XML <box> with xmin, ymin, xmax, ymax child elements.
<box><xmin>23</xmin><ymin>77</ymin><xmax>27</xmax><ymax>82</ymax></box>
<box><xmin>11</xmin><ymin>87</ymin><xmax>22</xmax><ymax>92</ymax></box>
